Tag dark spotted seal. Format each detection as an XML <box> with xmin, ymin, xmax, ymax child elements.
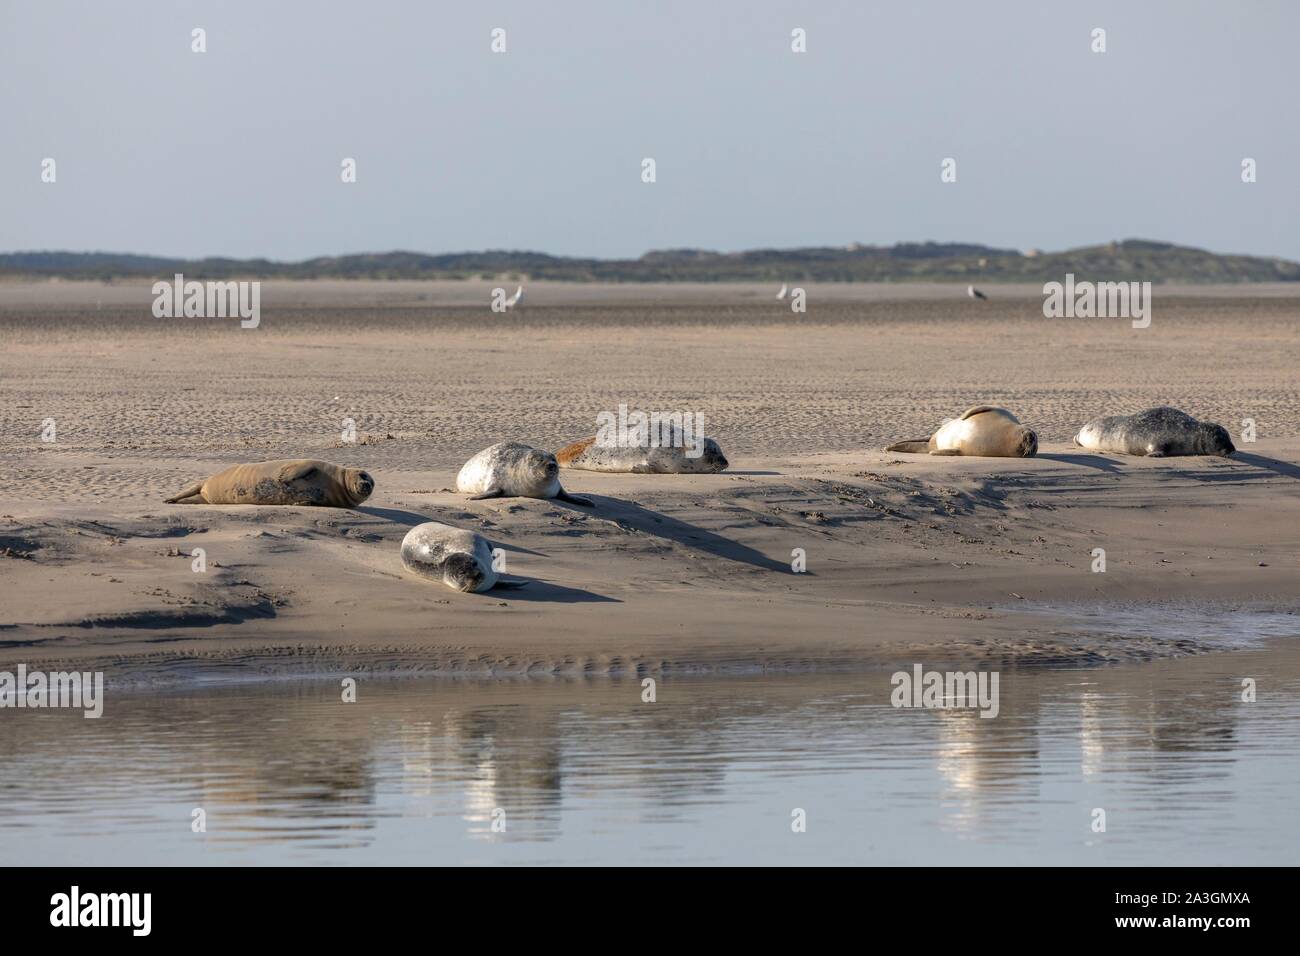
<box><xmin>556</xmin><ymin>430</ymin><xmax>729</xmax><ymax>473</ymax></box>
<box><xmin>1074</xmin><ymin>407</ymin><xmax>1235</xmax><ymax>457</ymax></box>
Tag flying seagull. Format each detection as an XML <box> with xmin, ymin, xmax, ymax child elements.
<box><xmin>967</xmin><ymin>284</ymin><xmax>988</xmax><ymax>301</ymax></box>
<box><xmin>776</xmin><ymin>283</ymin><xmax>788</xmax><ymax>300</ymax></box>
<box><xmin>504</xmin><ymin>285</ymin><xmax>523</xmax><ymax>309</ymax></box>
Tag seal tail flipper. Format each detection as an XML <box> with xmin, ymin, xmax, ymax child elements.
<box><xmin>468</xmin><ymin>487</ymin><xmax>504</xmax><ymax>501</ymax></box>
<box><xmin>885</xmin><ymin>440</ymin><xmax>931</xmax><ymax>454</ymax></box>
<box><xmin>556</xmin><ymin>488</ymin><xmax>594</xmax><ymax>507</ymax></box>
<box><xmin>555</xmin><ymin>437</ymin><xmax>596</xmax><ymax>467</ymax></box>
<box><xmin>164</xmin><ymin>482</ymin><xmax>204</xmax><ymax>504</ymax></box>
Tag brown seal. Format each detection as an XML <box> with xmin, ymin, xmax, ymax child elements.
<box><xmin>164</xmin><ymin>459</ymin><xmax>374</xmax><ymax>507</ymax></box>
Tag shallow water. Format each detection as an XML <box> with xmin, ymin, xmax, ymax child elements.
<box><xmin>2</xmin><ymin>637</ymin><xmax>1299</xmax><ymax>865</ymax></box>
<box><xmin>1011</xmin><ymin>603</ymin><xmax>1300</xmax><ymax>651</ymax></box>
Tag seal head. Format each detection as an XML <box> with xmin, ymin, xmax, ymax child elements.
<box><xmin>346</xmin><ymin>468</ymin><xmax>376</xmax><ymax>505</ymax></box>
<box><xmin>1195</xmin><ymin>422</ymin><xmax>1235</xmax><ymax>457</ymax></box>
<box><xmin>441</xmin><ymin>551</ymin><xmax>488</xmax><ymax>592</ymax></box>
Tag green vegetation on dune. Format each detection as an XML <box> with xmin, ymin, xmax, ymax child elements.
<box><xmin>2</xmin><ymin>239</ymin><xmax>1296</xmax><ymax>283</ymax></box>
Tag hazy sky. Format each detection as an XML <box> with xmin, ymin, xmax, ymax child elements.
<box><xmin>3</xmin><ymin>0</ymin><xmax>1297</xmax><ymax>261</ymax></box>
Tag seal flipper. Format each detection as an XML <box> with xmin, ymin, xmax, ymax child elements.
<box><xmin>164</xmin><ymin>482</ymin><xmax>205</xmax><ymax>504</ymax></box>
<box><xmin>885</xmin><ymin>439</ymin><xmax>933</xmax><ymax>454</ymax></box>
<box><xmin>468</xmin><ymin>486</ymin><xmax>504</xmax><ymax>500</ymax></box>
<box><xmin>492</xmin><ymin>580</ymin><xmax>529</xmax><ymax>590</ymax></box>
<box><xmin>929</xmin><ymin>449</ymin><xmax>961</xmax><ymax>456</ymax></box>
<box><xmin>556</xmin><ymin>487</ymin><xmax>594</xmax><ymax>507</ymax></box>
<box><xmin>279</xmin><ymin>462</ymin><xmax>319</xmax><ymax>481</ymax></box>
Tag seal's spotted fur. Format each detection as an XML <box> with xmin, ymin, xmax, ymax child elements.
<box><xmin>1074</xmin><ymin>407</ymin><xmax>1234</xmax><ymax>457</ymax></box>
<box><xmin>456</xmin><ymin>442</ymin><xmax>593</xmax><ymax>506</ymax></box>
<box><xmin>556</xmin><ymin>429</ymin><xmax>728</xmax><ymax>473</ymax></box>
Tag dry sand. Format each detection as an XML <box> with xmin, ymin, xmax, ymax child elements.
<box><xmin>1</xmin><ymin>280</ymin><xmax>1297</xmax><ymax>682</ymax></box>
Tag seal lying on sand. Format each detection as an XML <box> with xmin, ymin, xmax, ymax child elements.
<box><xmin>457</xmin><ymin>442</ymin><xmax>593</xmax><ymax>505</ymax></box>
<box><xmin>886</xmin><ymin>406</ymin><xmax>1038</xmax><ymax>457</ymax></box>
<box><xmin>400</xmin><ymin>521</ymin><xmax>524</xmax><ymax>593</ymax></box>
<box><xmin>1074</xmin><ymin>407</ymin><xmax>1235</xmax><ymax>457</ymax></box>
<box><xmin>556</xmin><ymin>431</ymin><xmax>729</xmax><ymax>474</ymax></box>
<box><xmin>164</xmin><ymin>459</ymin><xmax>374</xmax><ymax>506</ymax></box>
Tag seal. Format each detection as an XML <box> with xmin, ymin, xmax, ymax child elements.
<box><xmin>556</xmin><ymin>430</ymin><xmax>729</xmax><ymax>474</ymax></box>
<box><xmin>1074</xmin><ymin>406</ymin><xmax>1235</xmax><ymax>457</ymax></box>
<box><xmin>164</xmin><ymin>459</ymin><xmax>375</xmax><ymax>506</ymax></box>
<box><xmin>400</xmin><ymin>521</ymin><xmax>524</xmax><ymax>593</ymax></box>
<box><xmin>456</xmin><ymin>442</ymin><xmax>593</xmax><ymax>505</ymax></box>
<box><xmin>886</xmin><ymin>405</ymin><xmax>1038</xmax><ymax>457</ymax></box>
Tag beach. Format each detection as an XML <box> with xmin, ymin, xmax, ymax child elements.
<box><xmin>2</xmin><ymin>281</ymin><xmax>1298</xmax><ymax>682</ymax></box>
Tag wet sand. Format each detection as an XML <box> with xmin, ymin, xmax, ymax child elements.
<box><xmin>1</xmin><ymin>281</ymin><xmax>1297</xmax><ymax>681</ymax></box>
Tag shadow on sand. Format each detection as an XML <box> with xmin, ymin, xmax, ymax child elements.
<box><xmin>491</xmin><ymin>579</ymin><xmax>619</xmax><ymax>603</ymax></box>
<box><xmin>1036</xmin><ymin>452</ymin><xmax>1125</xmax><ymax>474</ymax></box>
<box><xmin>356</xmin><ymin>505</ymin><xmax>442</xmax><ymax>526</ymax></box>
<box><xmin>579</xmin><ymin>496</ymin><xmax>792</xmax><ymax>573</ymax></box>
<box><xmin>1232</xmin><ymin>452</ymin><xmax>1300</xmax><ymax>481</ymax></box>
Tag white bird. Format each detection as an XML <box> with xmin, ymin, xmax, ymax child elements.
<box><xmin>776</xmin><ymin>283</ymin><xmax>788</xmax><ymax>300</ymax></box>
<box><xmin>967</xmin><ymin>284</ymin><xmax>988</xmax><ymax>301</ymax></box>
<box><xmin>504</xmin><ymin>286</ymin><xmax>523</xmax><ymax>309</ymax></box>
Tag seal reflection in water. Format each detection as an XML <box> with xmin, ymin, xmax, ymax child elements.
<box><xmin>401</xmin><ymin>521</ymin><xmax>523</xmax><ymax>593</ymax></box>
<box><xmin>886</xmin><ymin>406</ymin><xmax>1038</xmax><ymax>458</ymax></box>
<box><xmin>1074</xmin><ymin>406</ymin><xmax>1235</xmax><ymax>457</ymax></box>
<box><xmin>456</xmin><ymin>442</ymin><xmax>593</xmax><ymax>506</ymax></box>
<box><xmin>164</xmin><ymin>459</ymin><xmax>374</xmax><ymax>507</ymax></box>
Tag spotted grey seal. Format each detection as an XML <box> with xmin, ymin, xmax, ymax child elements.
<box><xmin>886</xmin><ymin>406</ymin><xmax>1038</xmax><ymax>457</ymax></box>
<box><xmin>1074</xmin><ymin>407</ymin><xmax>1235</xmax><ymax>457</ymax></box>
<box><xmin>556</xmin><ymin>430</ymin><xmax>729</xmax><ymax>474</ymax></box>
<box><xmin>400</xmin><ymin>521</ymin><xmax>524</xmax><ymax>592</ymax></box>
<box><xmin>456</xmin><ymin>442</ymin><xmax>593</xmax><ymax>505</ymax></box>
<box><xmin>164</xmin><ymin>459</ymin><xmax>374</xmax><ymax>506</ymax></box>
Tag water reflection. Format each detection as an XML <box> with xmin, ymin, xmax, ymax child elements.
<box><xmin>1</xmin><ymin>639</ymin><xmax>1298</xmax><ymax>864</ymax></box>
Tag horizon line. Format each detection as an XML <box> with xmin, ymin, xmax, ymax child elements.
<box><xmin>4</xmin><ymin>237</ymin><xmax>1299</xmax><ymax>266</ymax></box>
